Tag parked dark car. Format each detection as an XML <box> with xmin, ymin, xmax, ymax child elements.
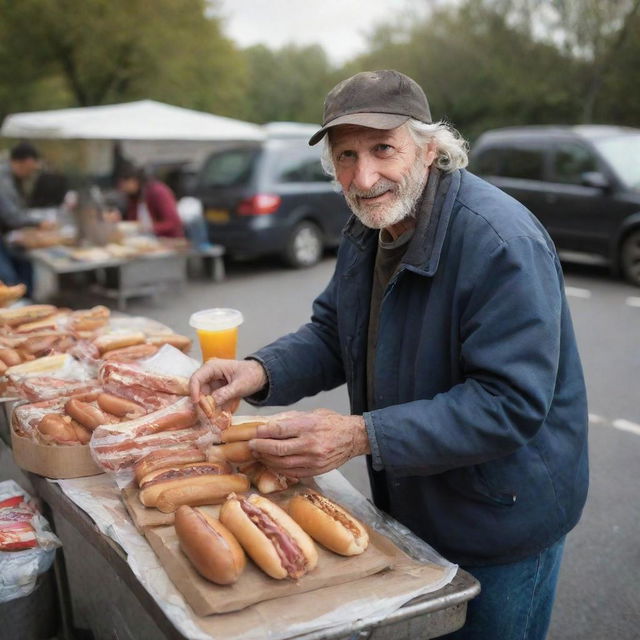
<box><xmin>192</xmin><ymin>134</ymin><xmax>351</xmax><ymax>268</ymax></box>
<box><xmin>469</xmin><ymin>125</ymin><xmax>640</xmax><ymax>286</ymax></box>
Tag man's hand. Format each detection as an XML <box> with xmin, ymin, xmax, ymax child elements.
<box><xmin>249</xmin><ymin>409</ymin><xmax>371</xmax><ymax>478</ymax></box>
<box><xmin>189</xmin><ymin>358</ymin><xmax>267</xmax><ymax>412</ymax></box>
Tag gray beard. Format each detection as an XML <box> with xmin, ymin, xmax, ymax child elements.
<box><xmin>344</xmin><ymin>154</ymin><xmax>429</xmax><ymax>230</ymax></box>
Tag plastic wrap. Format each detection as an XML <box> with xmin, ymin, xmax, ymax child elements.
<box><xmin>12</xmin><ymin>390</ymin><xmax>102</xmax><ymax>443</ymax></box>
<box><xmin>91</xmin><ymin>347</ymin><xmax>223</xmax><ymax>475</ymax></box>
<box><xmin>0</xmin><ymin>480</ymin><xmax>61</xmax><ymax>604</ymax></box>
<box><xmin>4</xmin><ymin>353</ymin><xmax>99</xmax><ymax>402</ymax></box>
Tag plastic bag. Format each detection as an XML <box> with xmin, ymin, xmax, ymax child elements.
<box><xmin>0</xmin><ymin>480</ymin><xmax>61</xmax><ymax>603</ymax></box>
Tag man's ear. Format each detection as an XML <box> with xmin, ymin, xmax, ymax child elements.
<box><xmin>424</xmin><ymin>141</ymin><xmax>437</xmax><ymax>168</ymax></box>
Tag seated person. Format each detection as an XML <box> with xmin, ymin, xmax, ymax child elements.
<box><xmin>115</xmin><ymin>164</ymin><xmax>184</xmax><ymax>238</ymax></box>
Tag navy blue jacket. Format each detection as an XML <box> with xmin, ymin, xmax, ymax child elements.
<box><xmin>250</xmin><ymin>169</ymin><xmax>589</xmax><ymax>565</ymax></box>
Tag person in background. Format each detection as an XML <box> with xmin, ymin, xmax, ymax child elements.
<box><xmin>115</xmin><ymin>163</ymin><xmax>184</xmax><ymax>238</ymax></box>
<box><xmin>189</xmin><ymin>70</ymin><xmax>589</xmax><ymax>640</ymax></box>
<box><xmin>0</xmin><ymin>142</ymin><xmax>43</xmax><ymax>287</ymax></box>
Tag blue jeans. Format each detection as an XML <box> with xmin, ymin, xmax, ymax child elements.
<box><xmin>444</xmin><ymin>536</ymin><xmax>565</xmax><ymax>640</ymax></box>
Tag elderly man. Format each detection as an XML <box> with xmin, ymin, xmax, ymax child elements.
<box><xmin>190</xmin><ymin>70</ymin><xmax>588</xmax><ymax>640</ymax></box>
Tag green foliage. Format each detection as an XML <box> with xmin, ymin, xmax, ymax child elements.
<box><xmin>240</xmin><ymin>44</ymin><xmax>336</xmax><ymax>124</ymax></box>
<box><xmin>0</xmin><ymin>0</ymin><xmax>247</xmax><ymax>118</ymax></box>
<box><xmin>0</xmin><ymin>0</ymin><xmax>637</xmax><ymax>135</ymax></box>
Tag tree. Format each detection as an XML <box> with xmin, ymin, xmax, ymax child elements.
<box><xmin>241</xmin><ymin>44</ymin><xmax>336</xmax><ymax>123</ymax></box>
<box><xmin>0</xmin><ymin>0</ymin><xmax>247</xmax><ymax>117</ymax></box>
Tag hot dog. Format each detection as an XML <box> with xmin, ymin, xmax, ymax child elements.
<box><xmin>238</xmin><ymin>461</ymin><xmax>298</xmax><ymax>494</ymax></box>
<box><xmin>101</xmin><ymin>344</ymin><xmax>159</xmax><ymax>362</ymax></box>
<box><xmin>97</xmin><ymin>393</ymin><xmax>145</xmax><ymax>419</ymax></box>
<box><xmin>146</xmin><ymin>334</ymin><xmax>192</xmax><ymax>352</ymax></box>
<box><xmin>287</xmin><ymin>489</ymin><xmax>369</xmax><ymax>556</ymax></box>
<box><xmin>65</xmin><ymin>398</ymin><xmax>109</xmax><ymax>431</ymax></box>
<box><xmin>133</xmin><ymin>447</ymin><xmax>207</xmax><ymax>486</ymax></box>
<box><xmin>93</xmin><ymin>332</ymin><xmax>146</xmax><ymax>354</ymax></box>
<box><xmin>138</xmin><ymin>461</ymin><xmax>233</xmax><ymax>488</ymax></box>
<box><xmin>220</xmin><ymin>493</ymin><xmax>318</xmax><ymax>580</ymax></box>
<box><xmin>174</xmin><ymin>506</ymin><xmax>246</xmax><ymax>584</ymax></box>
<box><xmin>139</xmin><ymin>470</ymin><xmax>248</xmax><ymax>509</ymax></box>
<box><xmin>208</xmin><ymin>441</ymin><xmax>254</xmax><ymax>464</ymax></box>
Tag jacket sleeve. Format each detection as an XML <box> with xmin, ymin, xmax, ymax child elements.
<box><xmin>145</xmin><ymin>182</ymin><xmax>184</xmax><ymax>237</ymax></box>
<box><xmin>366</xmin><ymin>235</ymin><xmax>565</xmax><ymax>476</ymax></box>
<box><xmin>246</xmin><ymin>267</ymin><xmax>346</xmax><ymax>406</ymax></box>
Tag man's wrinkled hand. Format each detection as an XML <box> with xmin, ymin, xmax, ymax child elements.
<box><xmin>249</xmin><ymin>409</ymin><xmax>371</xmax><ymax>478</ymax></box>
<box><xmin>189</xmin><ymin>358</ymin><xmax>267</xmax><ymax>412</ymax></box>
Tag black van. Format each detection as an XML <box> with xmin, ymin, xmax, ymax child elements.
<box><xmin>470</xmin><ymin>125</ymin><xmax>640</xmax><ymax>286</ymax></box>
<box><xmin>192</xmin><ymin>132</ymin><xmax>351</xmax><ymax>268</ymax></box>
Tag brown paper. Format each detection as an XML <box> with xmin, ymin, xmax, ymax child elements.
<box><xmin>145</xmin><ymin>523</ymin><xmax>393</xmax><ymax>616</ymax></box>
<box><xmin>194</xmin><ymin>549</ymin><xmax>448</xmax><ymax>639</ymax></box>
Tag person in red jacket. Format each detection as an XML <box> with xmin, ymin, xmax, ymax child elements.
<box><xmin>116</xmin><ymin>164</ymin><xmax>184</xmax><ymax>238</ymax></box>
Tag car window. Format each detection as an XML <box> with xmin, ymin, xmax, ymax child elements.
<box><xmin>278</xmin><ymin>158</ymin><xmax>331</xmax><ymax>183</ymax></box>
<box><xmin>551</xmin><ymin>143</ymin><xmax>598</xmax><ymax>185</ymax></box>
<box><xmin>473</xmin><ymin>146</ymin><xmax>503</xmax><ymax>175</ymax></box>
<box><xmin>499</xmin><ymin>146</ymin><xmax>545</xmax><ymax>180</ymax></box>
<box><xmin>198</xmin><ymin>148</ymin><xmax>258</xmax><ymax>188</ymax></box>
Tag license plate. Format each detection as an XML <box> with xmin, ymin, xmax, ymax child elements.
<box><xmin>205</xmin><ymin>209</ymin><xmax>230</xmax><ymax>223</ymax></box>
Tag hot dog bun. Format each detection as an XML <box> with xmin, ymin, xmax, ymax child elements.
<box><xmin>155</xmin><ymin>474</ymin><xmax>250</xmax><ymax>513</ymax></box>
<box><xmin>238</xmin><ymin>461</ymin><xmax>298</xmax><ymax>494</ymax></box>
<box><xmin>220</xmin><ymin>422</ymin><xmax>263</xmax><ymax>443</ymax></box>
<box><xmin>133</xmin><ymin>447</ymin><xmax>207</xmax><ymax>485</ymax></box>
<box><xmin>220</xmin><ymin>493</ymin><xmax>317</xmax><ymax>580</ymax></box>
<box><xmin>138</xmin><ymin>470</ymin><xmax>247</xmax><ymax>508</ymax></box>
<box><xmin>287</xmin><ymin>490</ymin><xmax>369</xmax><ymax>556</ymax></box>
<box><xmin>174</xmin><ymin>506</ymin><xmax>245</xmax><ymax>585</ymax></box>
<box><xmin>146</xmin><ymin>334</ymin><xmax>192</xmax><ymax>352</ymax></box>
<box><xmin>101</xmin><ymin>343</ymin><xmax>159</xmax><ymax>362</ymax></box>
<box><xmin>93</xmin><ymin>332</ymin><xmax>146</xmax><ymax>354</ymax></box>
<box><xmin>208</xmin><ymin>441</ymin><xmax>254</xmax><ymax>463</ymax></box>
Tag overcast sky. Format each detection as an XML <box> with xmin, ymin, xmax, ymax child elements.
<box><xmin>216</xmin><ymin>0</ymin><xmax>422</xmax><ymax>64</ymax></box>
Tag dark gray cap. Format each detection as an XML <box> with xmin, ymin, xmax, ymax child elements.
<box><xmin>308</xmin><ymin>70</ymin><xmax>432</xmax><ymax>146</ymax></box>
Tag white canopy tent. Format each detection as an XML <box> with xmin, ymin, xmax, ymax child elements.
<box><xmin>1</xmin><ymin>100</ymin><xmax>265</xmax><ymax>173</ymax></box>
<box><xmin>1</xmin><ymin>100</ymin><xmax>264</xmax><ymax>142</ymax></box>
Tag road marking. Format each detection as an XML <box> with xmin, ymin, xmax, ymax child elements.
<box><xmin>625</xmin><ymin>297</ymin><xmax>640</xmax><ymax>308</ymax></box>
<box><xmin>565</xmin><ymin>286</ymin><xmax>591</xmax><ymax>298</ymax></box>
<box><xmin>588</xmin><ymin>413</ymin><xmax>606</xmax><ymax>424</ymax></box>
<box><xmin>612</xmin><ymin>419</ymin><xmax>640</xmax><ymax>437</ymax></box>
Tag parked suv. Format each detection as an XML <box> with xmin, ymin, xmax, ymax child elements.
<box><xmin>192</xmin><ymin>133</ymin><xmax>351</xmax><ymax>268</ymax></box>
<box><xmin>470</xmin><ymin>125</ymin><xmax>640</xmax><ymax>285</ymax></box>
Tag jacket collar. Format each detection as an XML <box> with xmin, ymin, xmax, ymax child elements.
<box><xmin>343</xmin><ymin>168</ymin><xmax>462</xmax><ymax>276</ymax></box>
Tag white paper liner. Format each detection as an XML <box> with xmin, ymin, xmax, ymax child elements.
<box><xmin>55</xmin><ymin>471</ymin><xmax>457</xmax><ymax>640</ymax></box>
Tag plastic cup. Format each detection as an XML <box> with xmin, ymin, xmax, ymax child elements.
<box><xmin>189</xmin><ymin>308</ymin><xmax>244</xmax><ymax>361</ymax></box>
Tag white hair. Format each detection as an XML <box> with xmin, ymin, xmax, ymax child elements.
<box><xmin>320</xmin><ymin>119</ymin><xmax>469</xmax><ymax>178</ymax></box>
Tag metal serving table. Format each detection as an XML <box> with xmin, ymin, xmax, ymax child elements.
<box><xmin>0</xmin><ymin>406</ymin><xmax>479</xmax><ymax>640</ymax></box>
<box><xmin>27</xmin><ymin>246</ymin><xmax>189</xmax><ymax>310</ymax></box>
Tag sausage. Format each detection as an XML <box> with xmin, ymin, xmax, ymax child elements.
<box><xmin>64</xmin><ymin>398</ymin><xmax>109</xmax><ymax>431</ymax></box>
<box><xmin>37</xmin><ymin>414</ymin><xmax>80</xmax><ymax>445</ymax></box>
<box><xmin>0</xmin><ymin>348</ymin><xmax>22</xmax><ymax>367</ymax></box>
<box><xmin>97</xmin><ymin>393</ymin><xmax>145</xmax><ymax>419</ymax></box>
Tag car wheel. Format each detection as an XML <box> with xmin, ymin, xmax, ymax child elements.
<box><xmin>621</xmin><ymin>230</ymin><xmax>640</xmax><ymax>287</ymax></box>
<box><xmin>284</xmin><ymin>221</ymin><xmax>323</xmax><ymax>268</ymax></box>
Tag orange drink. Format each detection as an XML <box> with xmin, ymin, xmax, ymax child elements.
<box><xmin>189</xmin><ymin>308</ymin><xmax>244</xmax><ymax>361</ymax></box>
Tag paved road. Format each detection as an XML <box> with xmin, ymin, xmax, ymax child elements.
<box><xmin>125</xmin><ymin>255</ymin><xmax>640</xmax><ymax>640</ymax></box>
